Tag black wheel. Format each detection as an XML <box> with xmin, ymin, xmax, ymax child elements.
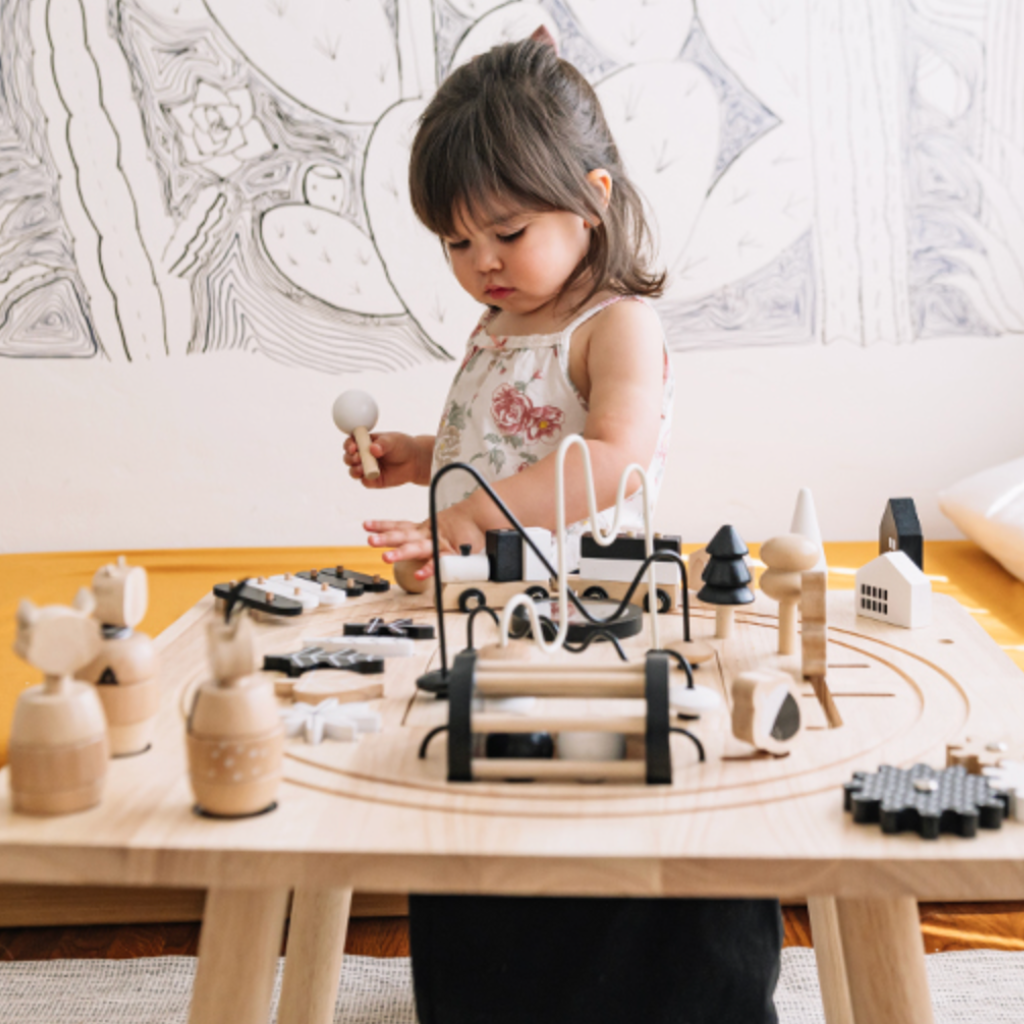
<box><xmin>525</xmin><ymin>585</ymin><xmax>549</xmax><ymax>601</ymax></box>
<box><xmin>458</xmin><ymin>588</ymin><xmax>487</xmax><ymax>612</ymax></box>
<box><xmin>642</xmin><ymin>588</ymin><xmax>673</xmax><ymax>613</ymax></box>
<box><xmin>583</xmin><ymin>585</ymin><xmax>609</xmax><ymax>600</ymax></box>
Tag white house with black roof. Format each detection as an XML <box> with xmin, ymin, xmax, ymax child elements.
<box><xmin>854</xmin><ymin>551</ymin><xmax>931</xmax><ymax>629</ymax></box>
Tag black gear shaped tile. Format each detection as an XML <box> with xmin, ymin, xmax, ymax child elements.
<box><xmin>844</xmin><ymin>763</ymin><xmax>1008</xmax><ymax>839</ymax></box>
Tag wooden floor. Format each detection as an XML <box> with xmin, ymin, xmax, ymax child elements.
<box><xmin>4</xmin><ymin>904</ymin><xmax>1024</xmax><ymax>961</ymax></box>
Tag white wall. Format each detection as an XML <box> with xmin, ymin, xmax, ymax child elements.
<box><xmin>3</xmin><ymin>333</ymin><xmax>1020</xmax><ymax>553</ymax></box>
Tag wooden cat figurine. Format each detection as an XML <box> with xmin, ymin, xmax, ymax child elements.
<box><xmin>185</xmin><ymin>610</ymin><xmax>284</xmax><ymax>817</ymax></box>
<box><xmin>79</xmin><ymin>557</ymin><xmax>160</xmax><ymax>756</ymax></box>
<box><xmin>9</xmin><ymin>590</ymin><xmax>109</xmax><ymax>815</ymax></box>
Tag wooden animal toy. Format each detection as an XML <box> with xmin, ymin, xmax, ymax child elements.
<box><xmin>854</xmin><ymin>551</ymin><xmax>931</xmax><ymax>628</ymax></box>
<box><xmin>800</xmin><ymin>570</ymin><xmax>840</xmax><ymax>726</ymax></box>
<box><xmin>79</xmin><ymin>557</ymin><xmax>160</xmax><ymax>756</ymax></box>
<box><xmin>8</xmin><ymin>590</ymin><xmax>108</xmax><ymax>815</ymax></box>
<box><xmin>759</xmin><ymin>534</ymin><xmax>820</xmax><ymax>654</ymax></box>
<box><xmin>731</xmin><ymin>670</ymin><xmax>802</xmax><ymax>756</ymax></box>
<box><xmin>696</xmin><ymin>526</ymin><xmax>754</xmax><ymax>639</ymax></box>
<box><xmin>185</xmin><ymin>611</ymin><xmax>284</xmax><ymax>818</ymax></box>
<box><xmin>880</xmin><ymin>497</ymin><xmax>924</xmax><ymax>571</ymax></box>
<box><xmin>332</xmin><ymin>389</ymin><xmax>380</xmax><ymax>481</ymax></box>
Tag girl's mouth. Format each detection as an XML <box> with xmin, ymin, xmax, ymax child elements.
<box><xmin>485</xmin><ymin>287</ymin><xmax>514</xmax><ymax>299</ymax></box>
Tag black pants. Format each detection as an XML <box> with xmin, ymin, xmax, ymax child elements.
<box><xmin>410</xmin><ymin>895</ymin><xmax>782</xmax><ymax>1024</ymax></box>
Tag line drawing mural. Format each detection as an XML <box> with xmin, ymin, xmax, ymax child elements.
<box><xmin>0</xmin><ymin>0</ymin><xmax>1021</xmax><ymax>367</ymax></box>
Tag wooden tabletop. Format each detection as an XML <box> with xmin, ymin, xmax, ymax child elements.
<box><xmin>3</xmin><ymin>568</ymin><xmax>1024</xmax><ymax>904</ymax></box>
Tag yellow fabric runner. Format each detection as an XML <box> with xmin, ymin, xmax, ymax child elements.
<box><xmin>1</xmin><ymin>542</ymin><xmax>1022</xmax><ymax>764</ymax></box>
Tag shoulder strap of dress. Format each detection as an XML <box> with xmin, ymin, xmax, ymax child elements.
<box><xmin>559</xmin><ymin>294</ymin><xmax>643</xmax><ymax>341</ymax></box>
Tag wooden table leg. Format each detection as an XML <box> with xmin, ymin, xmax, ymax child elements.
<box><xmin>189</xmin><ymin>886</ymin><xmax>289</xmax><ymax>1024</ymax></box>
<box><xmin>834</xmin><ymin>897</ymin><xmax>935</xmax><ymax>1024</ymax></box>
<box><xmin>807</xmin><ymin>896</ymin><xmax>855</xmax><ymax>1024</ymax></box>
<box><xmin>277</xmin><ymin>886</ymin><xmax>354</xmax><ymax>1024</ymax></box>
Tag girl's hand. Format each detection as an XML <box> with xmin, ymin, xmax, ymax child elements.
<box><xmin>344</xmin><ymin>432</ymin><xmax>432</xmax><ymax>488</ymax></box>
<box><xmin>365</xmin><ymin>503</ymin><xmax>487</xmax><ymax>580</ymax></box>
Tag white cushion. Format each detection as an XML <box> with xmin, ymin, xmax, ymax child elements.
<box><xmin>939</xmin><ymin>456</ymin><xmax>1024</xmax><ymax>583</ymax></box>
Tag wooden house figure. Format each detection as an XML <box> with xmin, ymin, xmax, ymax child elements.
<box><xmin>880</xmin><ymin>498</ymin><xmax>923</xmax><ymax>571</ymax></box>
<box><xmin>855</xmin><ymin>551</ymin><xmax>931</xmax><ymax>629</ymax></box>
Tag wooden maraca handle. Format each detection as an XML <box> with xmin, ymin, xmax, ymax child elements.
<box><xmin>353</xmin><ymin>426</ymin><xmax>380</xmax><ymax>481</ymax></box>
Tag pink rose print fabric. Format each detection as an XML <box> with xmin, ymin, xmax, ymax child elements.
<box><xmin>430</xmin><ymin>296</ymin><xmax>675</xmax><ymax>538</ymax></box>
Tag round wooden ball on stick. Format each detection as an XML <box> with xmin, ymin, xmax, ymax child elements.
<box><xmin>332</xmin><ymin>390</ymin><xmax>380</xmax><ymax>481</ymax></box>
<box><xmin>759</xmin><ymin>534</ymin><xmax>820</xmax><ymax>654</ymax></box>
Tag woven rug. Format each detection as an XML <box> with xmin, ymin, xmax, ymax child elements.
<box><xmin>2</xmin><ymin>948</ymin><xmax>1024</xmax><ymax>1022</ymax></box>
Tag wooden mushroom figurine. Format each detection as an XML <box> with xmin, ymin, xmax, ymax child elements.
<box><xmin>8</xmin><ymin>590</ymin><xmax>109</xmax><ymax>815</ymax></box>
<box><xmin>696</xmin><ymin>526</ymin><xmax>755</xmax><ymax>638</ymax></box>
<box><xmin>79</xmin><ymin>557</ymin><xmax>160</xmax><ymax>756</ymax></box>
<box><xmin>332</xmin><ymin>389</ymin><xmax>380</xmax><ymax>481</ymax></box>
<box><xmin>185</xmin><ymin>609</ymin><xmax>284</xmax><ymax>817</ymax></box>
<box><xmin>759</xmin><ymin>534</ymin><xmax>820</xmax><ymax>654</ymax></box>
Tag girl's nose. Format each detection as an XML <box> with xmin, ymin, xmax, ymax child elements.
<box><xmin>475</xmin><ymin>245</ymin><xmax>501</xmax><ymax>273</ymax></box>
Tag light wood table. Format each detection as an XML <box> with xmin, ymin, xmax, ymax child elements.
<box><xmin>2</xmin><ymin>584</ymin><xmax>1024</xmax><ymax>1024</ymax></box>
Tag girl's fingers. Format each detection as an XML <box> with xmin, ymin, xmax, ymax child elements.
<box><xmin>380</xmin><ymin>539</ymin><xmax>434</xmax><ymax>564</ymax></box>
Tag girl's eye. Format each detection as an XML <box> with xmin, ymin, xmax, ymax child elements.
<box><xmin>446</xmin><ymin>239</ymin><xmax>469</xmax><ymax>251</ymax></box>
<box><xmin>497</xmin><ymin>228</ymin><xmax>524</xmax><ymax>243</ymax></box>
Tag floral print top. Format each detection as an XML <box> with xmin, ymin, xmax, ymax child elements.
<box><xmin>430</xmin><ymin>295</ymin><xmax>675</xmax><ymax>550</ymax></box>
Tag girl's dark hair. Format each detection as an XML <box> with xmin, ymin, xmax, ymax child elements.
<box><xmin>409</xmin><ymin>39</ymin><xmax>665</xmax><ymax>310</ymax></box>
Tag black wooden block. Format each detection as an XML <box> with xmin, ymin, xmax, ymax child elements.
<box><xmin>486</xmin><ymin>529</ymin><xmax>523</xmax><ymax>582</ymax></box>
<box><xmin>344</xmin><ymin>618</ymin><xmax>436</xmax><ymax>640</ymax></box>
<box><xmin>580</xmin><ymin>532</ymin><xmax>682</xmax><ymax>562</ymax></box>
<box><xmin>263</xmin><ymin>645</ymin><xmax>385</xmax><ymax>677</ymax></box>
<box><xmin>213</xmin><ymin>582</ymin><xmax>303</xmax><ymax>617</ymax></box>
<box><xmin>880</xmin><ymin>498</ymin><xmax>924</xmax><ymax>571</ymax></box>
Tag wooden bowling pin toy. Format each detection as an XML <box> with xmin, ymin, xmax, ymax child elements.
<box><xmin>759</xmin><ymin>534</ymin><xmax>820</xmax><ymax>654</ymax></box>
<box><xmin>185</xmin><ymin>604</ymin><xmax>284</xmax><ymax>817</ymax></box>
<box><xmin>8</xmin><ymin>590</ymin><xmax>109</xmax><ymax>815</ymax></box>
<box><xmin>79</xmin><ymin>557</ymin><xmax>160</xmax><ymax>756</ymax></box>
<box><xmin>333</xmin><ymin>389</ymin><xmax>380</xmax><ymax>481</ymax></box>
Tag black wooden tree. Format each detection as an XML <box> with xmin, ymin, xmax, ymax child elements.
<box><xmin>697</xmin><ymin>525</ymin><xmax>755</xmax><ymax>638</ymax></box>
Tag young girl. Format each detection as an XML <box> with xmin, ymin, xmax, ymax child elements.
<box><xmin>344</xmin><ymin>33</ymin><xmax>782</xmax><ymax>1024</ymax></box>
<box><xmin>345</xmin><ymin>30</ymin><xmax>672</xmax><ymax>576</ymax></box>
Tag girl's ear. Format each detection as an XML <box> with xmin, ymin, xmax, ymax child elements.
<box><xmin>586</xmin><ymin>168</ymin><xmax>613</xmax><ymax>211</ymax></box>
<box><xmin>530</xmin><ymin>24</ymin><xmax>558</xmax><ymax>54</ymax></box>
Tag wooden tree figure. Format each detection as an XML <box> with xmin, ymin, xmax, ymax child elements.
<box><xmin>185</xmin><ymin>600</ymin><xmax>284</xmax><ymax>818</ymax></box>
<box><xmin>8</xmin><ymin>590</ymin><xmax>108</xmax><ymax>815</ymax></box>
<box><xmin>79</xmin><ymin>557</ymin><xmax>160</xmax><ymax>756</ymax></box>
<box><xmin>760</xmin><ymin>534</ymin><xmax>820</xmax><ymax>654</ymax></box>
<box><xmin>697</xmin><ymin>526</ymin><xmax>754</xmax><ymax>638</ymax></box>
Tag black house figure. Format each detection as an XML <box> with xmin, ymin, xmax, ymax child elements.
<box><xmin>880</xmin><ymin>498</ymin><xmax>923</xmax><ymax>571</ymax></box>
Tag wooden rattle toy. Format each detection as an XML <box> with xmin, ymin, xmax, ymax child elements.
<box><xmin>731</xmin><ymin>670</ymin><xmax>802</xmax><ymax>756</ymax></box>
<box><xmin>8</xmin><ymin>590</ymin><xmax>108</xmax><ymax>815</ymax></box>
<box><xmin>332</xmin><ymin>389</ymin><xmax>380</xmax><ymax>481</ymax></box>
<box><xmin>185</xmin><ymin>609</ymin><xmax>284</xmax><ymax>818</ymax></box>
<box><xmin>759</xmin><ymin>534</ymin><xmax>820</xmax><ymax>654</ymax></box>
<box><xmin>79</xmin><ymin>557</ymin><xmax>160</xmax><ymax>756</ymax></box>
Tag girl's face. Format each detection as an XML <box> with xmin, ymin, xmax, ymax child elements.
<box><xmin>443</xmin><ymin>203</ymin><xmax>591</xmax><ymax>318</ymax></box>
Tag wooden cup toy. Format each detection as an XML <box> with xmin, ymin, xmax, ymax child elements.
<box><xmin>8</xmin><ymin>590</ymin><xmax>109</xmax><ymax>815</ymax></box>
<box><xmin>759</xmin><ymin>534</ymin><xmax>820</xmax><ymax>654</ymax></box>
<box><xmin>185</xmin><ymin>612</ymin><xmax>284</xmax><ymax>818</ymax></box>
<box><xmin>333</xmin><ymin>389</ymin><xmax>380</xmax><ymax>481</ymax></box>
<box><xmin>79</xmin><ymin>557</ymin><xmax>160</xmax><ymax>756</ymax></box>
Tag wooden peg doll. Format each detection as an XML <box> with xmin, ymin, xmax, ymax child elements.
<box><xmin>185</xmin><ymin>605</ymin><xmax>284</xmax><ymax>817</ymax></box>
<box><xmin>79</xmin><ymin>556</ymin><xmax>160</xmax><ymax>756</ymax></box>
<box><xmin>8</xmin><ymin>590</ymin><xmax>109</xmax><ymax>815</ymax></box>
